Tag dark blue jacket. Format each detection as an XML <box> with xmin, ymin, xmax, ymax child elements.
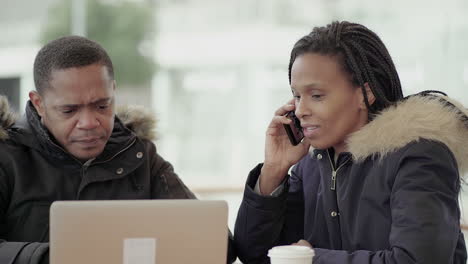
<box><xmin>234</xmin><ymin>95</ymin><xmax>468</xmax><ymax>263</ymax></box>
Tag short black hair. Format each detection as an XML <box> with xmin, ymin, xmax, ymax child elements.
<box><xmin>33</xmin><ymin>36</ymin><xmax>114</xmax><ymax>94</ymax></box>
<box><xmin>288</xmin><ymin>21</ymin><xmax>404</xmax><ymax>115</ymax></box>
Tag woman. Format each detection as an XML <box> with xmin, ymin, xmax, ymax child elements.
<box><xmin>234</xmin><ymin>21</ymin><xmax>468</xmax><ymax>263</ymax></box>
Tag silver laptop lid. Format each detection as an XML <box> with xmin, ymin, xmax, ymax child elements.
<box><xmin>50</xmin><ymin>200</ymin><xmax>228</xmax><ymax>264</ymax></box>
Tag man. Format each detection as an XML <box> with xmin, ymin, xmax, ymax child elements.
<box><xmin>0</xmin><ymin>36</ymin><xmax>235</xmax><ymax>263</ymax></box>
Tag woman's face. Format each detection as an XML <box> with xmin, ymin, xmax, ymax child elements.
<box><xmin>290</xmin><ymin>53</ymin><xmax>371</xmax><ymax>154</ymax></box>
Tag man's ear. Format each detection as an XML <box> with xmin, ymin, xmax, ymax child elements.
<box><xmin>359</xmin><ymin>83</ymin><xmax>376</xmax><ymax>109</ymax></box>
<box><xmin>29</xmin><ymin>91</ymin><xmax>45</xmax><ymax>117</ymax></box>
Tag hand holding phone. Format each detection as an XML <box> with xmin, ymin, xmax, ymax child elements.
<box><xmin>260</xmin><ymin>103</ymin><xmax>310</xmax><ymax>195</ymax></box>
<box><xmin>283</xmin><ymin>111</ymin><xmax>304</xmax><ymax>146</ymax></box>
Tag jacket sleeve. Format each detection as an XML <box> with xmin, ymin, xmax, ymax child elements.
<box><xmin>0</xmin><ymin>241</ymin><xmax>49</xmax><ymax>264</ymax></box>
<box><xmin>312</xmin><ymin>141</ymin><xmax>465</xmax><ymax>264</ymax></box>
<box><xmin>0</xmin><ymin>165</ymin><xmax>49</xmax><ymax>264</ymax></box>
<box><xmin>234</xmin><ymin>163</ymin><xmax>305</xmax><ymax>264</ymax></box>
<box><xmin>146</xmin><ymin>141</ymin><xmax>196</xmax><ymax>199</ymax></box>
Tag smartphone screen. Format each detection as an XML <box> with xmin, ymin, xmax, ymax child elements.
<box><xmin>283</xmin><ymin>111</ymin><xmax>304</xmax><ymax>146</ymax></box>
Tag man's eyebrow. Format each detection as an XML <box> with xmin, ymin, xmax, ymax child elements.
<box><xmin>56</xmin><ymin>98</ymin><xmax>112</xmax><ymax>108</ymax></box>
<box><xmin>56</xmin><ymin>104</ymin><xmax>79</xmax><ymax>109</ymax></box>
<box><xmin>91</xmin><ymin>97</ymin><xmax>112</xmax><ymax>105</ymax></box>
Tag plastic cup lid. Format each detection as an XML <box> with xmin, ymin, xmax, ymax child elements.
<box><xmin>268</xmin><ymin>245</ymin><xmax>315</xmax><ymax>258</ymax></box>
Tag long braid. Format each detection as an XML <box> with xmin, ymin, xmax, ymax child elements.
<box><xmin>340</xmin><ymin>42</ymin><xmax>372</xmax><ymax>110</ymax></box>
<box><xmin>348</xmin><ymin>39</ymin><xmax>392</xmax><ymax>110</ymax></box>
<box><xmin>289</xmin><ymin>21</ymin><xmax>404</xmax><ymax>114</ymax></box>
<box><xmin>344</xmin><ymin>25</ymin><xmax>401</xmax><ymax>91</ymax></box>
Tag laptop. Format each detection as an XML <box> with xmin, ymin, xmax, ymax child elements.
<box><xmin>50</xmin><ymin>200</ymin><xmax>228</xmax><ymax>264</ymax></box>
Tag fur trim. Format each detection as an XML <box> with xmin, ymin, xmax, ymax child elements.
<box><xmin>116</xmin><ymin>105</ymin><xmax>157</xmax><ymax>141</ymax></box>
<box><xmin>348</xmin><ymin>95</ymin><xmax>468</xmax><ymax>175</ymax></box>
<box><xmin>0</xmin><ymin>95</ymin><xmax>16</xmax><ymax>140</ymax></box>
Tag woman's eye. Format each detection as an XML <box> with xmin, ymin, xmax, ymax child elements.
<box><xmin>98</xmin><ymin>105</ymin><xmax>109</xmax><ymax>109</ymax></box>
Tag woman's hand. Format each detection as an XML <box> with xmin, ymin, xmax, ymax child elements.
<box><xmin>259</xmin><ymin>99</ymin><xmax>310</xmax><ymax>195</ymax></box>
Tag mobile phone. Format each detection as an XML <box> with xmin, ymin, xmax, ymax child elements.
<box><xmin>283</xmin><ymin>111</ymin><xmax>304</xmax><ymax>146</ymax></box>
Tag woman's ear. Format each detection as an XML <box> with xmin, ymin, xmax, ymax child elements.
<box><xmin>359</xmin><ymin>83</ymin><xmax>376</xmax><ymax>109</ymax></box>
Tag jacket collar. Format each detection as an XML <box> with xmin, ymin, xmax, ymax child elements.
<box><xmin>347</xmin><ymin>95</ymin><xmax>468</xmax><ymax>175</ymax></box>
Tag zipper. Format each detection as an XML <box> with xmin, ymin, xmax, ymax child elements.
<box><xmin>91</xmin><ymin>138</ymin><xmax>137</xmax><ymax>165</ymax></box>
<box><xmin>326</xmin><ymin>150</ymin><xmax>350</xmax><ymax>191</ymax></box>
<box><xmin>49</xmin><ymin>136</ymin><xmax>137</xmax><ymax>166</ymax></box>
<box><xmin>76</xmin><ymin>138</ymin><xmax>137</xmax><ymax>198</ymax></box>
<box><xmin>81</xmin><ymin>159</ymin><xmax>94</xmax><ymax>178</ymax></box>
<box><xmin>77</xmin><ymin>159</ymin><xmax>94</xmax><ymax>199</ymax></box>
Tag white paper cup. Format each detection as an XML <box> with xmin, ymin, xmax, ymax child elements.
<box><xmin>268</xmin><ymin>245</ymin><xmax>315</xmax><ymax>264</ymax></box>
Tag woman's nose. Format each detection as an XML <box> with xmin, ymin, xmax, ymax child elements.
<box><xmin>295</xmin><ymin>99</ymin><xmax>308</xmax><ymax>119</ymax></box>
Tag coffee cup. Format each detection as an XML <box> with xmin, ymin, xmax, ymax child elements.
<box><xmin>268</xmin><ymin>245</ymin><xmax>314</xmax><ymax>264</ymax></box>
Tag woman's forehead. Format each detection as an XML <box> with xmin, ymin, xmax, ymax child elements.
<box><xmin>290</xmin><ymin>53</ymin><xmax>351</xmax><ymax>88</ymax></box>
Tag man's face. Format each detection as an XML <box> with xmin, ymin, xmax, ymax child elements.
<box><xmin>30</xmin><ymin>63</ymin><xmax>116</xmax><ymax>161</ymax></box>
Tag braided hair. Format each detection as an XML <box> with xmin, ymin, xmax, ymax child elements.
<box><xmin>288</xmin><ymin>21</ymin><xmax>404</xmax><ymax>115</ymax></box>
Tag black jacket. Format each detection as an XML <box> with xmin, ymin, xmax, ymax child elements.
<box><xmin>0</xmin><ymin>98</ymin><xmax>236</xmax><ymax>264</ymax></box>
<box><xmin>235</xmin><ymin>95</ymin><xmax>468</xmax><ymax>263</ymax></box>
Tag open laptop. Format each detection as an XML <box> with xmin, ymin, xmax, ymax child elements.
<box><xmin>50</xmin><ymin>200</ymin><xmax>228</xmax><ymax>264</ymax></box>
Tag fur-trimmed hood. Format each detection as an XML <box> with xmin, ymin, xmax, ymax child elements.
<box><xmin>0</xmin><ymin>96</ymin><xmax>16</xmax><ymax>140</ymax></box>
<box><xmin>0</xmin><ymin>95</ymin><xmax>157</xmax><ymax>141</ymax></box>
<box><xmin>348</xmin><ymin>95</ymin><xmax>468</xmax><ymax>176</ymax></box>
<box><xmin>116</xmin><ymin>105</ymin><xmax>157</xmax><ymax>141</ymax></box>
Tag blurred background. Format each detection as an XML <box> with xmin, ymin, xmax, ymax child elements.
<box><xmin>1</xmin><ymin>0</ymin><xmax>467</xmax><ymax>255</ymax></box>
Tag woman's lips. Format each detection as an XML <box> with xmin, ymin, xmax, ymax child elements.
<box><xmin>302</xmin><ymin>125</ymin><xmax>320</xmax><ymax>137</ymax></box>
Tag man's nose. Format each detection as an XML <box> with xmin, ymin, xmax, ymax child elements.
<box><xmin>76</xmin><ymin>110</ymin><xmax>100</xmax><ymax>130</ymax></box>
